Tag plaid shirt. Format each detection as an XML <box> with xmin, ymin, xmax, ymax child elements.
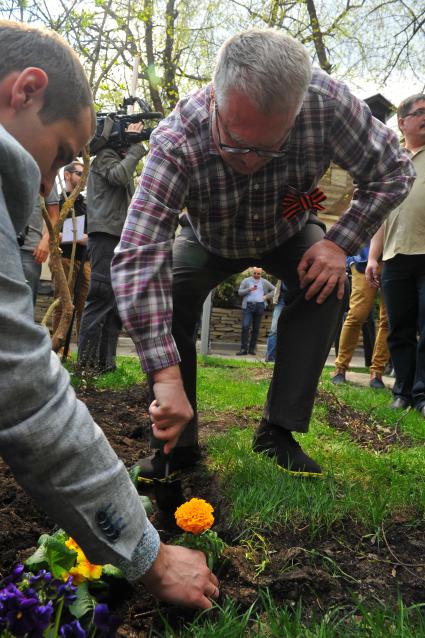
<box><xmin>112</xmin><ymin>68</ymin><xmax>415</xmax><ymax>372</ymax></box>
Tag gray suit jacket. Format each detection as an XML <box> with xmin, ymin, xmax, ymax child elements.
<box><xmin>0</xmin><ymin>126</ymin><xmax>158</xmax><ymax>577</ymax></box>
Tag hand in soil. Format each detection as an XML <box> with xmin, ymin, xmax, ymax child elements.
<box><xmin>140</xmin><ymin>542</ymin><xmax>219</xmax><ymax>609</ymax></box>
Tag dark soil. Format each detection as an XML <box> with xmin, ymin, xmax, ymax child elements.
<box><xmin>1</xmin><ymin>384</ymin><xmax>425</xmax><ymax>636</ymax></box>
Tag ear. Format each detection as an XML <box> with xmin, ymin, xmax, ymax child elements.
<box><xmin>9</xmin><ymin>67</ymin><xmax>48</xmax><ymax>113</ymax></box>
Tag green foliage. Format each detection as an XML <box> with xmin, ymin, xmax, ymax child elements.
<box><xmin>26</xmin><ymin>530</ymin><xmax>77</xmax><ymax>580</ymax></box>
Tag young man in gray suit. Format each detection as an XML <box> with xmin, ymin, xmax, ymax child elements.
<box><xmin>0</xmin><ymin>19</ymin><xmax>218</xmax><ymax>609</ymax></box>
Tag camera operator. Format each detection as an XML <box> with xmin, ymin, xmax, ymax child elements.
<box><xmin>78</xmin><ymin>121</ymin><xmax>146</xmax><ymax>373</ymax></box>
<box><xmin>20</xmin><ymin>185</ymin><xmax>59</xmax><ymax>308</ymax></box>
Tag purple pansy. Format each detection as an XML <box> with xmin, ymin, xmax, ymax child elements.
<box><xmin>59</xmin><ymin>619</ymin><xmax>87</xmax><ymax>637</ymax></box>
<box><xmin>93</xmin><ymin>603</ymin><xmax>121</xmax><ymax>636</ymax></box>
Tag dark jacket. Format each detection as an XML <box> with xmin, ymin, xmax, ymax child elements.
<box><xmin>86</xmin><ymin>144</ymin><xmax>146</xmax><ymax>237</ymax></box>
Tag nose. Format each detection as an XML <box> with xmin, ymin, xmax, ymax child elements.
<box><xmin>239</xmin><ymin>152</ymin><xmax>265</xmax><ymax>172</ymax></box>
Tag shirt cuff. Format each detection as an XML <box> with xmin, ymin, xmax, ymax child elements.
<box><xmin>115</xmin><ymin>519</ymin><xmax>160</xmax><ymax>581</ymax></box>
<box><xmin>134</xmin><ymin>334</ymin><xmax>181</xmax><ymax>373</ymax></box>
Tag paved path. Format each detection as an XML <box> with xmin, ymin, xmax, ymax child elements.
<box><xmin>108</xmin><ymin>337</ymin><xmax>393</xmax><ymax>390</ymax></box>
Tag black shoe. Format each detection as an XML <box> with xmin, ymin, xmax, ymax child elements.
<box><xmin>253</xmin><ymin>420</ymin><xmax>322</xmax><ymax>477</ymax></box>
<box><xmin>248</xmin><ymin>349</ymin><xmax>256</xmax><ymax>355</ymax></box>
<box><xmin>331</xmin><ymin>369</ymin><xmax>346</xmax><ymax>385</ymax></box>
<box><xmin>132</xmin><ymin>446</ymin><xmax>201</xmax><ymax>484</ymax></box>
<box><xmin>369</xmin><ymin>375</ymin><xmax>385</xmax><ymax>390</ymax></box>
<box><xmin>390</xmin><ymin>397</ymin><xmax>410</xmax><ymax>410</ymax></box>
<box><xmin>418</xmin><ymin>405</ymin><xmax>425</xmax><ymax>419</ymax></box>
<box><xmin>236</xmin><ymin>349</ymin><xmax>248</xmax><ymax>355</ymax></box>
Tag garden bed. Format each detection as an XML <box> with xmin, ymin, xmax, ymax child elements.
<box><xmin>1</xmin><ymin>383</ymin><xmax>425</xmax><ymax>636</ymax></box>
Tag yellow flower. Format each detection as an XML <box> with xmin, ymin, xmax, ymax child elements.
<box><xmin>174</xmin><ymin>498</ymin><xmax>214</xmax><ymax>534</ymax></box>
<box><xmin>64</xmin><ymin>537</ymin><xmax>102</xmax><ymax>583</ymax></box>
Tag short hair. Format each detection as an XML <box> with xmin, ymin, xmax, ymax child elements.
<box><xmin>213</xmin><ymin>28</ymin><xmax>312</xmax><ymax>115</ymax></box>
<box><xmin>63</xmin><ymin>160</ymin><xmax>84</xmax><ymax>174</ymax></box>
<box><xmin>397</xmin><ymin>94</ymin><xmax>425</xmax><ymax>118</ymax></box>
<box><xmin>0</xmin><ymin>20</ymin><xmax>94</xmax><ymax>126</ymax></box>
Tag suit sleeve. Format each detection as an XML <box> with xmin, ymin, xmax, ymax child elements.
<box><xmin>0</xmin><ymin>189</ymin><xmax>159</xmax><ymax>576</ymax></box>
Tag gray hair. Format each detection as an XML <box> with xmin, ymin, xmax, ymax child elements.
<box><xmin>397</xmin><ymin>93</ymin><xmax>425</xmax><ymax>119</ymax></box>
<box><xmin>213</xmin><ymin>28</ymin><xmax>312</xmax><ymax>115</ymax></box>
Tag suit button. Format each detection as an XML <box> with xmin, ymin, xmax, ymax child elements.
<box><xmin>96</xmin><ymin>511</ymin><xmax>108</xmax><ymax>525</ymax></box>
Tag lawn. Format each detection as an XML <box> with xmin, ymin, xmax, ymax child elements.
<box><xmin>2</xmin><ymin>355</ymin><xmax>425</xmax><ymax>636</ymax></box>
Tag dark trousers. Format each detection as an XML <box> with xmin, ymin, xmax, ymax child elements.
<box><xmin>150</xmin><ymin>218</ymin><xmax>346</xmax><ymax>449</ymax></box>
<box><xmin>241</xmin><ymin>302</ymin><xmax>265</xmax><ymax>352</ymax></box>
<box><xmin>381</xmin><ymin>254</ymin><xmax>425</xmax><ymax>408</ymax></box>
<box><xmin>78</xmin><ymin>232</ymin><xmax>122</xmax><ymax>372</ymax></box>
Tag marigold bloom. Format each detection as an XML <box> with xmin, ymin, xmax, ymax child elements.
<box><xmin>64</xmin><ymin>538</ymin><xmax>102</xmax><ymax>584</ymax></box>
<box><xmin>174</xmin><ymin>498</ymin><xmax>214</xmax><ymax>534</ymax></box>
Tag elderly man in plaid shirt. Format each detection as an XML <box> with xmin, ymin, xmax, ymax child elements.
<box><xmin>112</xmin><ymin>28</ymin><xmax>414</xmax><ymax>479</ymax></box>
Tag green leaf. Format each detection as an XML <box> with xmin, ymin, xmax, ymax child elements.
<box><xmin>69</xmin><ymin>581</ymin><xmax>96</xmax><ymax>619</ymax></box>
<box><xmin>139</xmin><ymin>495</ymin><xmax>154</xmax><ymax>515</ymax></box>
<box><xmin>25</xmin><ymin>534</ymin><xmax>77</xmax><ymax>579</ymax></box>
<box><xmin>101</xmin><ymin>563</ymin><xmax>124</xmax><ymax>579</ymax></box>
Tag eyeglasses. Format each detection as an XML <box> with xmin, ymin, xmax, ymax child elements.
<box><xmin>70</xmin><ymin>169</ymin><xmax>83</xmax><ymax>176</ymax></box>
<box><xmin>404</xmin><ymin>108</ymin><xmax>425</xmax><ymax>118</ymax></box>
<box><xmin>214</xmin><ymin>105</ymin><xmax>288</xmax><ymax>159</ymax></box>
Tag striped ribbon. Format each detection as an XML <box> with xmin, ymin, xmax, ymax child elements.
<box><xmin>282</xmin><ymin>187</ymin><xmax>327</xmax><ymax>220</ymax></box>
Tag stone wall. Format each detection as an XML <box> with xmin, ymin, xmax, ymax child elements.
<box><xmin>208</xmin><ymin>307</ymin><xmax>273</xmax><ymax>344</ymax></box>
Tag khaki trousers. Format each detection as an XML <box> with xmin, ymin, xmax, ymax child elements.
<box><xmin>52</xmin><ymin>257</ymin><xmax>91</xmax><ymax>337</ymax></box>
<box><xmin>336</xmin><ymin>264</ymin><xmax>389</xmax><ymax>374</ymax></box>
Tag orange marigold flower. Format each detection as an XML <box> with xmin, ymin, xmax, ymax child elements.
<box><xmin>174</xmin><ymin>498</ymin><xmax>214</xmax><ymax>534</ymax></box>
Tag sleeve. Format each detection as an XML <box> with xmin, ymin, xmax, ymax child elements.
<box><xmin>111</xmin><ymin>132</ymin><xmax>189</xmax><ymax>373</ymax></box>
<box><xmin>94</xmin><ymin>145</ymin><xmax>146</xmax><ymax>188</ymax></box>
<box><xmin>324</xmin><ymin>86</ymin><xmax>416</xmax><ymax>255</ymax></box>
<box><xmin>45</xmin><ymin>182</ymin><xmax>60</xmax><ymax>205</ymax></box>
<box><xmin>0</xmin><ymin>191</ymin><xmax>159</xmax><ymax>575</ymax></box>
<box><xmin>238</xmin><ymin>278</ymin><xmax>251</xmax><ymax>296</ymax></box>
<box><xmin>263</xmin><ymin>280</ymin><xmax>275</xmax><ymax>300</ymax></box>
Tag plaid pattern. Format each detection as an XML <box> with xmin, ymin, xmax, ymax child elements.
<box><xmin>112</xmin><ymin>68</ymin><xmax>415</xmax><ymax>372</ymax></box>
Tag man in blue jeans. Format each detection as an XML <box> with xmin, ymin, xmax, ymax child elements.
<box><xmin>266</xmin><ymin>280</ymin><xmax>287</xmax><ymax>362</ymax></box>
<box><xmin>237</xmin><ymin>267</ymin><xmax>275</xmax><ymax>355</ymax></box>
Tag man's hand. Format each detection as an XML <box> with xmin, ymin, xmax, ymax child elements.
<box><xmin>33</xmin><ymin>234</ymin><xmax>50</xmax><ymax>264</ymax></box>
<box><xmin>125</xmin><ymin>121</ymin><xmax>144</xmax><ymax>135</ymax></box>
<box><xmin>141</xmin><ymin>543</ymin><xmax>219</xmax><ymax>610</ymax></box>
<box><xmin>365</xmin><ymin>258</ymin><xmax>380</xmax><ymax>289</ymax></box>
<box><xmin>298</xmin><ymin>239</ymin><xmax>346</xmax><ymax>303</ymax></box>
<box><xmin>150</xmin><ymin>365</ymin><xmax>193</xmax><ymax>453</ymax></box>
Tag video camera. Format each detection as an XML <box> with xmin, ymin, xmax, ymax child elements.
<box><xmin>89</xmin><ymin>96</ymin><xmax>163</xmax><ymax>155</ymax></box>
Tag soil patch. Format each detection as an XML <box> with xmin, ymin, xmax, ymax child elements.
<box><xmin>1</xmin><ymin>384</ymin><xmax>424</xmax><ymax>636</ymax></box>
<box><xmin>317</xmin><ymin>388</ymin><xmax>412</xmax><ymax>452</ymax></box>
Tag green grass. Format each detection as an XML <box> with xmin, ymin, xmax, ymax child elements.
<box><xmin>69</xmin><ymin>353</ymin><xmax>425</xmax><ymax>636</ymax></box>
<box><xmin>156</xmin><ymin>594</ymin><xmax>425</xmax><ymax>637</ymax></box>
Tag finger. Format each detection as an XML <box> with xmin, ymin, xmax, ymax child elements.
<box><xmin>336</xmin><ymin>275</ymin><xmax>346</xmax><ymax>300</ymax></box>
<box><xmin>315</xmin><ymin>276</ymin><xmax>338</xmax><ymax>304</ymax></box>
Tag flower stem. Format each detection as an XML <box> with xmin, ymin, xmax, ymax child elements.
<box><xmin>52</xmin><ymin>595</ymin><xmax>64</xmax><ymax>638</ymax></box>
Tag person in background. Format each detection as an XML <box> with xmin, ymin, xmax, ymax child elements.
<box><xmin>19</xmin><ymin>184</ymin><xmax>59</xmax><ymax>308</ymax></box>
<box><xmin>77</xmin><ymin>125</ymin><xmax>147</xmax><ymax>374</ymax></box>
<box><xmin>366</xmin><ymin>93</ymin><xmax>425</xmax><ymax>414</ymax></box>
<box><xmin>332</xmin><ymin>244</ymin><xmax>389</xmax><ymax>389</ymax></box>
<box><xmin>265</xmin><ymin>280</ymin><xmax>287</xmax><ymax>363</ymax></box>
<box><xmin>237</xmin><ymin>267</ymin><xmax>275</xmax><ymax>355</ymax></box>
<box><xmin>0</xmin><ymin>18</ymin><xmax>218</xmax><ymax>610</ymax></box>
<box><xmin>52</xmin><ymin>160</ymin><xmax>90</xmax><ymax>338</ymax></box>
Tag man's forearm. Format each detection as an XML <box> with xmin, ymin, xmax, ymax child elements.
<box><xmin>369</xmin><ymin>224</ymin><xmax>384</xmax><ymax>262</ymax></box>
